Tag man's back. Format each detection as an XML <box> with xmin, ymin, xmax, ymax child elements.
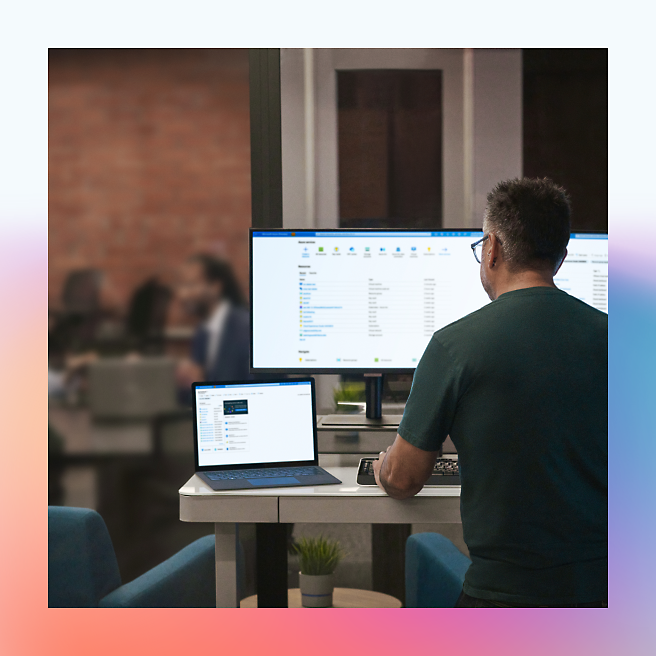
<box><xmin>399</xmin><ymin>287</ymin><xmax>607</xmax><ymax>605</ymax></box>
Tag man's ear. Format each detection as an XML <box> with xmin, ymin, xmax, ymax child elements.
<box><xmin>554</xmin><ymin>248</ymin><xmax>568</xmax><ymax>275</ymax></box>
<box><xmin>487</xmin><ymin>233</ymin><xmax>501</xmax><ymax>268</ymax></box>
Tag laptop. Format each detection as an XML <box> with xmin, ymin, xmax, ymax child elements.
<box><xmin>191</xmin><ymin>377</ymin><xmax>342</xmax><ymax>491</ymax></box>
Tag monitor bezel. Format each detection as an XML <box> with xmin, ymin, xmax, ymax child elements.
<box><xmin>192</xmin><ymin>377</ymin><xmax>319</xmax><ymax>471</ymax></box>
<box><xmin>249</xmin><ymin>228</ymin><xmax>607</xmax><ymax>374</ymax></box>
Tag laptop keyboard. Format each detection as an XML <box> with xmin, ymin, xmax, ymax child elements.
<box><xmin>204</xmin><ymin>466</ymin><xmax>322</xmax><ymax>481</ymax></box>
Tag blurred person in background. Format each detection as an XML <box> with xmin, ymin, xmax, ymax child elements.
<box><xmin>48</xmin><ymin>270</ymin><xmax>119</xmax><ymax>404</ymax></box>
<box><xmin>176</xmin><ymin>254</ymin><xmax>252</xmax><ymax>394</ymax></box>
<box><xmin>125</xmin><ymin>276</ymin><xmax>172</xmax><ymax>354</ymax></box>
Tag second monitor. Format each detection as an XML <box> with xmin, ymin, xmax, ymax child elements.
<box><xmin>250</xmin><ymin>229</ymin><xmax>608</xmax><ymax>375</ymax></box>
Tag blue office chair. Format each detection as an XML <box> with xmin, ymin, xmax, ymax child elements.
<box><xmin>48</xmin><ymin>506</ymin><xmax>217</xmax><ymax>607</ymax></box>
<box><xmin>405</xmin><ymin>532</ymin><xmax>472</xmax><ymax>608</ymax></box>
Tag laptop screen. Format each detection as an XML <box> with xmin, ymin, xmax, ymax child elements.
<box><xmin>193</xmin><ymin>380</ymin><xmax>316</xmax><ymax>469</ymax></box>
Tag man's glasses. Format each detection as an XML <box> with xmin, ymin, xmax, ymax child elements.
<box><xmin>471</xmin><ymin>235</ymin><xmax>489</xmax><ymax>263</ymax></box>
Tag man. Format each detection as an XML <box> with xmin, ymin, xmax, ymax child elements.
<box><xmin>176</xmin><ymin>254</ymin><xmax>252</xmax><ymax>390</ymax></box>
<box><xmin>374</xmin><ymin>178</ymin><xmax>607</xmax><ymax>607</ymax></box>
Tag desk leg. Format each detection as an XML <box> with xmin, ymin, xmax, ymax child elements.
<box><xmin>256</xmin><ymin>523</ymin><xmax>288</xmax><ymax>607</ymax></box>
<box><xmin>372</xmin><ymin>524</ymin><xmax>411</xmax><ymax>606</ymax></box>
<box><xmin>215</xmin><ymin>523</ymin><xmax>238</xmax><ymax>608</ymax></box>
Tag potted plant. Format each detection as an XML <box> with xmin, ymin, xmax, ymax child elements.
<box><xmin>333</xmin><ymin>381</ymin><xmax>365</xmax><ymax>414</ymax></box>
<box><xmin>293</xmin><ymin>536</ymin><xmax>345</xmax><ymax>608</ymax></box>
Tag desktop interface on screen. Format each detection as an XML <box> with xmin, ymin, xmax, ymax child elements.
<box><xmin>554</xmin><ymin>233</ymin><xmax>608</xmax><ymax>313</ymax></box>
<box><xmin>195</xmin><ymin>381</ymin><xmax>315</xmax><ymax>468</ymax></box>
<box><xmin>251</xmin><ymin>231</ymin><xmax>608</xmax><ymax>371</ymax></box>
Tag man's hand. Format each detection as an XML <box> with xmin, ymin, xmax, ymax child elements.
<box><xmin>373</xmin><ymin>434</ymin><xmax>439</xmax><ymax>500</ymax></box>
<box><xmin>373</xmin><ymin>447</ymin><xmax>390</xmax><ymax>492</ymax></box>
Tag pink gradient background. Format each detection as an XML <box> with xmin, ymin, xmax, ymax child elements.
<box><xmin>0</xmin><ymin>608</ymin><xmax>641</xmax><ymax>656</ymax></box>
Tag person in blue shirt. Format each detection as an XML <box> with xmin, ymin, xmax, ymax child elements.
<box><xmin>176</xmin><ymin>254</ymin><xmax>252</xmax><ymax>392</ymax></box>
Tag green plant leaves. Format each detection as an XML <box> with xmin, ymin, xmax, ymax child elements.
<box><xmin>333</xmin><ymin>382</ymin><xmax>366</xmax><ymax>410</ymax></box>
<box><xmin>293</xmin><ymin>535</ymin><xmax>345</xmax><ymax>576</ymax></box>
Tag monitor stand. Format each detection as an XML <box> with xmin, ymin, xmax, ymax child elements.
<box><xmin>317</xmin><ymin>374</ymin><xmax>403</xmax><ymax>432</ymax></box>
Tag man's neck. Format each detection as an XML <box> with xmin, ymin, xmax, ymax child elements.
<box><xmin>492</xmin><ymin>270</ymin><xmax>556</xmax><ymax>300</ymax></box>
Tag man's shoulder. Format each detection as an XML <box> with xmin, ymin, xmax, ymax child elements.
<box><xmin>421</xmin><ymin>307</ymin><xmax>493</xmax><ymax>368</ymax></box>
<box><xmin>561</xmin><ymin>293</ymin><xmax>608</xmax><ymax>323</ymax></box>
<box><xmin>432</xmin><ymin>287</ymin><xmax>607</xmax><ymax>350</ymax></box>
<box><xmin>433</xmin><ymin>301</ymin><xmax>497</xmax><ymax>343</ymax></box>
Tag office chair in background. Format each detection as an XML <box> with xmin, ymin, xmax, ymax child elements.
<box><xmin>405</xmin><ymin>532</ymin><xmax>471</xmax><ymax>608</ymax></box>
<box><xmin>48</xmin><ymin>506</ymin><xmax>219</xmax><ymax>607</ymax></box>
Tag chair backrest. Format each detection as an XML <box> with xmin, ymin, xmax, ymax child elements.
<box><xmin>87</xmin><ymin>357</ymin><xmax>178</xmax><ymax>420</ymax></box>
<box><xmin>405</xmin><ymin>532</ymin><xmax>471</xmax><ymax>608</ymax></box>
<box><xmin>48</xmin><ymin>506</ymin><xmax>121</xmax><ymax>607</ymax></box>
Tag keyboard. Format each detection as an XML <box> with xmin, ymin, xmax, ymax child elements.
<box><xmin>204</xmin><ymin>466</ymin><xmax>323</xmax><ymax>481</ymax></box>
<box><xmin>357</xmin><ymin>457</ymin><xmax>460</xmax><ymax>486</ymax></box>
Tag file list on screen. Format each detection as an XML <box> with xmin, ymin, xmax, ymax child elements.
<box><xmin>251</xmin><ymin>231</ymin><xmax>608</xmax><ymax>371</ymax></box>
<box><xmin>554</xmin><ymin>234</ymin><xmax>608</xmax><ymax>313</ymax></box>
<box><xmin>195</xmin><ymin>381</ymin><xmax>315</xmax><ymax>468</ymax></box>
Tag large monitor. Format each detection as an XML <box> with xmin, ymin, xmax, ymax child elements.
<box><xmin>250</xmin><ymin>229</ymin><xmax>608</xmax><ymax>375</ymax></box>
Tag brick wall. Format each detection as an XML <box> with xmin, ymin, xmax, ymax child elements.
<box><xmin>48</xmin><ymin>48</ymin><xmax>252</xmax><ymax>324</ymax></box>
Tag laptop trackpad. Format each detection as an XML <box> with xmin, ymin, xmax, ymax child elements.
<box><xmin>248</xmin><ymin>477</ymin><xmax>300</xmax><ymax>486</ymax></box>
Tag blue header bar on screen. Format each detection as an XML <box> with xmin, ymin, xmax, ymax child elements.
<box><xmin>195</xmin><ymin>381</ymin><xmax>310</xmax><ymax>390</ymax></box>
<box><xmin>252</xmin><ymin>231</ymin><xmax>484</xmax><ymax>238</ymax></box>
<box><xmin>254</xmin><ymin>231</ymin><xmax>606</xmax><ymax>239</ymax></box>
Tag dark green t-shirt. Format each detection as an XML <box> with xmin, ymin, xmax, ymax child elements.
<box><xmin>398</xmin><ymin>287</ymin><xmax>608</xmax><ymax>606</ymax></box>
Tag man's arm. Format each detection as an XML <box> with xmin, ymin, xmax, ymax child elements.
<box><xmin>373</xmin><ymin>433</ymin><xmax>439</xmax><ymax>500</ymax></box>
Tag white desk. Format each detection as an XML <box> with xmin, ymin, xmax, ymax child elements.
<box><xmin>179</xmin><ymin>456</ymin><xmax>461</xmax><ymax>607</ymax></box>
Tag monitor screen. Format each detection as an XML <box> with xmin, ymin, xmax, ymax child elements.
<box><xmin>554</xmin><ymin>233</ymin><xmax>608</xmax><ymax>313</ymax></box>
<box><xmin>250</xmin><ymin>229</ymin><xmax>608</xmax><ymax>373</ymax></box>
<box><xmin>193</xmin><ymin>380</ymin><xmax>316</xmax><ymax>469</ymax></box>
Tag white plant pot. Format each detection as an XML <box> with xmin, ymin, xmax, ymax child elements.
<box><xmin>299</xmin><ymin>573</ymin><xmax>334</xmax><ymax>608</ymax></box>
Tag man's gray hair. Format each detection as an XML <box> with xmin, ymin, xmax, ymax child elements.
<box><xmin>483</xmin><ymin>178</ymin><xmax>571</xmax><ymax>273</ymax></box>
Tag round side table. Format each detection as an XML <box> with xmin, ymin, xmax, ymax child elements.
<box><xmin>240</xmin><ymin>587</ymin><xmax>402</xmax><ymax>608</ymax></box>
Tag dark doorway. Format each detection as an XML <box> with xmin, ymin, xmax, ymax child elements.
<box><xmin>523</xmin><ymin>48</ymin><xmax>608</xmax><ymax>231</ymax></box>
<box><xmin>337</xmin><ymin>70</ymin><xmax>443</xmax><ymax>229</ymax></box>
